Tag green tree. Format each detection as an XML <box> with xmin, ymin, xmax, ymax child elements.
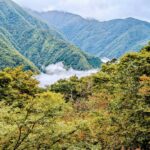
<box><xmin>0</xmin><ymin>67</ymin><xmax>39</xmax><ymax>104</ymax></box>
<box><xmin>102</xmin><ymin>45</ymin><xmax>150</xmax><ymax>149</ymax></box>
<box><xmin>0</xmin><ymin>92</ymin><xmax>71</xmax><ymax>149</ymax></box>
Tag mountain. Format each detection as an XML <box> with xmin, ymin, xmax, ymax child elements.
<box><xmin>0</xmin><ymin>27</ymin><xmax>39</xmax><ymax>71</ymax></box>
<box><xmin>34</xmin><ymin>11</ymin><xmax>150</xmax><ymax>58</ymax></box>
<box><xmin>0</xmin><ymin>0</ymin><xmax>101</xmax><ymax>71</ymax></box>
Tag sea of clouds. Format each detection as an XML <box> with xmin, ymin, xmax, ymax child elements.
<box><xmin>35</xmin><ymin>62</ymin><xmax>99</xmax><ymax>87</ymax></box>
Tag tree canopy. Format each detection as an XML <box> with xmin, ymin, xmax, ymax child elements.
<box><xmin>0</xmin><ymin>44</ymin><xmax>150</xmax><ymax>149</ymax></box>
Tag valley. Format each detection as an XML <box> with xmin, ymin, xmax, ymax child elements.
<box><xmin>0</xmin><ymin>0</ymin><xmax>150</xmax><ymax>149</ymax></box>
<box><xmin>0</xmin><ymin>0</ymin><xmax>101</xmax><ymax>71</ymax></box>
<box><xmin>32</xmin><ymin>10</ymin><xmax>150</xmax><ymax>58</ymax></box>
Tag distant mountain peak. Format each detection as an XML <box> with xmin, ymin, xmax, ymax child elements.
<box><xmin>125</xmin><ymin>17</ymin><xmax>145</xmax><ymax>22</ymax></box>
<box><xmin>41</xmin><ymin>10</ymin><xmax>85</xmax><ymax>20</ymax></box>
<box><xmin>125</xmin><ymin>17</ymin><xmax>137</xmax><ymax>20</ymax></box>
<box><xmin>32</xmin><ymin>10</ymin><xmax>150</xmax><ymax>58</ymax></box>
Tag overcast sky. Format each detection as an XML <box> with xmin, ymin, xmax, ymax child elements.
<box><xmin>12</xmin><ymin>0</ymin><xmax>150</xmax><ymax>22</ymax></box>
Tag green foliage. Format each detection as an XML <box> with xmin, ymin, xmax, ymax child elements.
<box><xmin>50</xmin><ymin>44</ymin><xmax>150</xmax><ymax>149</ymax></box>
<box><xmin>51</xmin><ymin>76</ymin><xmax>93</xmax><ymax>101</ymax></box>
<box><xmin>0</xmin><ymin>91</ymin><xmax>69</xmax><ymax>149</ymax></box>
<box><xmin>0</xmin><ymin>0</ymin><xmax>101</xmax><ymax>70</ymax></box>
<box><xmin>36</xmin><ymin>11</ymin><xmax>150</xmax><ymax>58</ymax></box>
<box><xmin>0</xmin><ymin>28</ymin><xmax>38</xmax><ymax>72</ymax></box>
<box><xmin>0</xmin><ymin>67</ymin><xmax>39</xmax><ymax>104</ymax></box>
<box><xmin>0</xmin><ymin>66</ymin><xmax>101</xmax><ymax>149</ymax></box>
<box><xmin>91</xmin><ymin>44</ymin><xmax>150</xmax><ymax>149</ymax></box>
<box><xmin>0</xmin><ymin>42</ymin><xmax>150</xmax><ymax>149</ymax></box>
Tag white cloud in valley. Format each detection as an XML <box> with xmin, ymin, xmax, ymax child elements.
<box><xmin>35</xmin><ymin>62</ymin><xmax>98</xmax><ymax>87</ymax></box>
<box><xmin>12</xmin><ymin>0</ymin><xmax>150</xmax><ymax>21</ymax></box>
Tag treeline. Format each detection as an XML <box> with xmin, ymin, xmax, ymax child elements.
<box><xmin>0</xmin><ymin>44</ymin><xmax>150</xmax><ymax>149</ymax></box>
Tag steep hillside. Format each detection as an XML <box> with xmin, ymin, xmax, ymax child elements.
<box><xmin>0</xmin><ymin>0</ymin><xmax>101</xmax><ymax>70</ymax></box>
<box><xmin>0</xmin><ymin>27</ymin><xmax>39</xmax><ymax>71</ymax></box>
<box><xmin>35</xmin><ymin>11</ymin><xmax>150</xmax><ymax>58</ymax></box>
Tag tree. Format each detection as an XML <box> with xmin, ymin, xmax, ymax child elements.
<box><xmin>103</xmin><ymin>45</ymin><xmax>150</xmax><ymax>149</ymax></box>
<box><xmin>0</xmin><ymin>92</ymin><xmax>70</xmax><ymax>149</ymax></box>
<box><xmin>0</xmin><ymin>66</ymin><xmax>39</xmax><ymax>104</ymax></box>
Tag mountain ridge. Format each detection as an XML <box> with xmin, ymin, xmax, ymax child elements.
<box><xmin>0</xmin><ymin>0</ymin><xmax>101</xmax><ymax>70</ymax></box>
<box><xmin>32</xmin><ymin>10</ymin><xmax>150</xmax><ymax>58</ymax></box>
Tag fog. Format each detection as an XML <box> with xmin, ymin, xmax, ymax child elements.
<box><xmin>101</xmin><ymin>57</ymin><xmax>110</xmax><ymax>63</ymax></box>
<box><xmin>35</xmin><ymin>62</ymin><xmax>98</xmax><ymax>87</ymax></box>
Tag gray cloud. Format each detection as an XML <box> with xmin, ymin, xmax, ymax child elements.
<box><xmin>12</xmin><ymin>0</ymin><xmax>150</xmax><ymax>21</ymax></box>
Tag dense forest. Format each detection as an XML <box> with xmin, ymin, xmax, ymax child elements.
<box><xmin>32</xmin><ymin>10</ymin><xmax>150</xmax><ymax>58</ymax></box>
<box><xmin>0</xmin><ymin>0</ymin><xmax>101</xmax><ymax>71</ymax></box>
<box><xmin>0</xmin><ymin>44</ymin><xmax>149</xmax><ymax>149</ymax></box>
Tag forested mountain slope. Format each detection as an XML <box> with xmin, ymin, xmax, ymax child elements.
<box><xmin>35</xmin><ymin>11</ymin><xmax>150</xmax><ymax>58</ymax></box>
<box><xmin>0</xmin><ymin>0</ymin><xmax>101</xmax><ymax>70</ymax></box>
<box><xmin>0</xmin><ymin>27</ymin><xmax>38</xmax><ymax>71</ymax></box>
